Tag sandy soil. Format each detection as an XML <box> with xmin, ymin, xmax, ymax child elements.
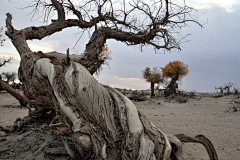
<box><xmin>0</xmin><ymin>92</ymin><xmax>240</xmax><ymax>160</ymax></box>
<box><xmin>0</xmin><ymin>92</ymin><xmax>28</xmax><ymax>127</ymax></box>
<box><xmin>134</xmin><ymin>95</ymin><xmax>240</xmax><ymax>160</ymax></box>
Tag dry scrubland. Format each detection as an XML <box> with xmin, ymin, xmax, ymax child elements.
<box><xmin>0</xmin><ymin>90</ymin><xmax>240</xmax><ymax>160</ymax></box>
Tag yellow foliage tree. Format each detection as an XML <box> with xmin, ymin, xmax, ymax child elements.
<box><xmin>161</xmin><ymin>60</ymin><xmax>189</xmax><ymax>95</ymax></box>
<box><xmin>143</xmin><ymin>67</ymin><xmax>164</xmax><ymax>97</ymax></box>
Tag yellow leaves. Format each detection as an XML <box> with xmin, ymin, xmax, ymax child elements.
<box><xmin>143</xmin><ymin>67</ymin><xmax>161</xmax><ymax>83</ymax></box>
<box><xmin>147</xmin><ymin>74</ymin><xmax>158</xmax><ymax>83</ymax></box>
<box><xmin>143</xmin><ymin>67</ymin><xmax>151</xmax><ymax>79</ymax></box>
<box><xmin>161</xmin><ymin>60</ymin><xmax>189</xmax><ymax>79</ymax></box>
<box><xmin>99</xmin><ymin>44</ymin><xmax>111</xmax><ymax>61</ymax></box>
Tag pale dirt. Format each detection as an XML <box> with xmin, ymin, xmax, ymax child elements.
<box><xmin>0</xmin><ymin>91</ymin><xmax>28</xmax><ymax>127</ymax></box>
<box><xmin>0</xmin><ymin>92</ymin><xmax>240</xmax><ymax>160</ymax></box>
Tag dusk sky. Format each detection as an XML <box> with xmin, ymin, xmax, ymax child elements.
<box><xmin>0</xmin><ymin>0</ymin><xmax>239</xmax><ymax>92</ymax></box>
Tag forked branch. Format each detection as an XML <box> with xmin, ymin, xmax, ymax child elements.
<box><xmin>0</xmin><ymin>56</ymin><xmax>13</xmax><ymax>68</ymax></box>
<box><xmin>6</xmin><ymin>0</ymin><xmax>202</xmax><ymax>74</ymax></box>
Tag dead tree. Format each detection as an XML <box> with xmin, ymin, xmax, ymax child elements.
<box><xmin>2</xmin><ymin>0</ymin><xmax>218</xmax><ymax>159</ymax></box>
<box><xmin>0</xmin><ymin>57</ymin><xmax>28</xmax><ymax>106</ymax></box>
<box><xmin>233</xmin><ymin>87</ymin><xmax>239</xmax><ymax>95</ymax></box>
<box><xmin>215</xmin><ymin>86</ymin><xmax>224</xmax><ymax>96</ymax></box>
<box><xmin>0</xmin><ymin>80</ymin><xmax>28</xmax><ymax>106</ymax></box>
<box><xmin>224</xmin><ymin>82</ymin><xmax>234</xmax><ymax>95</ymax></box>
<box><xmin>1</xmin><ymin>72</ymin><xmax>16</xmax><ymax>84</ymax></box>
<box><xmin>215</xmin><ymin>82</ymin><xmax>234</xmax><ymax>96</ymax></box>
<box><xmin>0</xmin><ymin>56</ymin><xmax>13</xmax><ymax>68</ymax></box>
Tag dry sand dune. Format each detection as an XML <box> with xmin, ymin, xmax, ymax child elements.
<box><xmin>0</xmin><ymin>92</ymin><xmax>240</xmax><ymax>160</ymax></box>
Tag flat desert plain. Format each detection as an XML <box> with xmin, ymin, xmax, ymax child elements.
<box><xmin>0</xmin><ymin>91</ymin><xmax>240</xmax><ymax>160</ymax></box>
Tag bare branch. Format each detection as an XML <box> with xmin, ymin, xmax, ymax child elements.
<box><xmin>65</xmin><ymin>0</ymin><xmax>83</xmax><ymax>20</ymax></box>
<box><xmin>175</xmin><ymin>134</ymin><xmax>219</xmax><ymax>160</ymax></box>
<box><xmin>0</xmin><ymin>56</ymin><xmax>13</xmax><ymax>68</ymax></box>
<box><xmin>5</xmin><ymin>13</ymin><xmax>15</xmax><ymax>35</ymax></box>
<box><xmin>5</xmin><ymin>0</ymin><xmax>202</xmax><ymax>73</ymax></box>
<box><xmin>0</xmin><ymin>79</ymin><xmax>28</xmax><ymax>107</ymax></box>
<box><xmin>51</xmin><ymin>0</ymin><xmax>65</xmax><ymax>21</ymax></box>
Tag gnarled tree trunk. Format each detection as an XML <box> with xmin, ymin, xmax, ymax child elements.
<box><xmin>4</xmin><ymin>12</ymin><xmax>173</xmax><ymax>159</ymax></box>
<box><xmin>164</xmin><ymin>76</ymin><xmax>179</xmax><ymax>96</ymax></box>
<box><xmin>1</xmin><ymin>0</ymin><xmax>218</xmax><ymax>159</ymax></box>
<box><xmin>151</xmin><ymin>82</ymin><xmax>155</xmax><ymax>97</ymax></box>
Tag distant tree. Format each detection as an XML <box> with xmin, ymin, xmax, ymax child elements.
<box><xmin>224</xmin><ymin>82</ymin><xmax>234</xmax><ymax>95</ymax></box>
<box><xmin>215</xmin><ymin>82</ymin><xmax>235</xmax><ymax>95</ymax></box>
<box><xmin>0</xmin><ymin>26</ymin><xmax>13</xmax><ymax>74</ymax></box>
<box><xmin>143</xmin><ymin>67</ymin><xmax>165</xmax><ymax>97</ymax></box>
<box><xmin>0</xmin><ymin>27</ymin><xmax>12</xmax><ymax>68</ymax></box>
<box><xmin>233</xmin><ymin>87</ymin><xmax>239</xmax><ymax>95</ymax></box>
<box><xmin>0</xmin><ymin>27</ymin><xmax>28</xmax><ymax>106</ymax></box>
<box><xmin>0</xmin><ymin>27</ymin><xmax>11</xmax><ymax>68</ymax></box>
<box><xmin>1</xmin><ymin>72</ymin><xmax>17</xmax><ymax>84</ymax></box>
<box><xmin>161</xmin><ymin>60</ymin><xmax>189</xmax><ymax>96</ymax></box>
<box><xmin>0</xmin><ymin>56</ymin><xmax>13</xmax><ymax>68</ymax></box>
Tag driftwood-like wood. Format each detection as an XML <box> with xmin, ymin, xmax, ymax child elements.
<box><xmin>0</xmin><ymin>80</ymin><xmax>28</xmax><ymax>106</ymax></box>
<box><xmin>175</xmin><ymin>134</ymin><xmax>219</xmax><ymax>160</ymax></box>
<box><xmin>2</xmin><ymin>0</ymin><xmax>218</xmax><ymax>159</ymax></box>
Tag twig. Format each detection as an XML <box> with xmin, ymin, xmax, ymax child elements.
<box><xmin>61</xmin><ymin>137</ymin><xmax>76</xmax><ymax>159</ymax></box>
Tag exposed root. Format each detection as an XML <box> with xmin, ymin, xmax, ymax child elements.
<box><xmin>61</xmin><ymin>137</ymin><xmax>76</xmax><ymax>159</ymax></box>
<box><xmin>138</xmin><ymin>111</ymin><xmax>170</xmax><ymax>159</ymax></box>
<box><xmin>49</xmin><ymin>115</ymin><xmax>62</xmax><ymax>127</ymax></box>
<box><xmin>0</xmin><ymin>116</ymin><xmax>32</xmax><ymax>133</ymax></box>
<box><xmin>166</xmin><ymin>134</ymin><xmax>185</xmax><ymax>160</ymax></box>
<box><xmin>0</xmin><ymin>107</ymin><xmax>54</xmax><ymax>133</ymax></box>
<box><xmin>0</xmin><ymin>128</ymin><xmax>79</xmax><ymax>159</ymax></box>
<box><xmin>175</xmin><ymin>134</ymin><xmax>218</xmax><ymax>160</ymax></box>
<box><xmin>0</xmin><ymin>148</ymin><xmax>11</xmax><ymax>153</ymax></box>
<box><xmin>49</xmin><ymin>123</ymin><xmax>64</xmax><ymax>128</ymax></box>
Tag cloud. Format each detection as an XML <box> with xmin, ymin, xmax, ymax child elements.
<box><xmin>188</xmin><ymin>0</ymin><xmax>240</xmax><ymax>12</ymax></box>
<box><xmin>0</xmin><ymin>53</ymin><xmax>19</xmax><ymax>59</ymax></box>
<box><xmin>27</xmin><ymin>41</ymin><xmax>57</xmax><ymax>52</ymax></box>
<box><xmin>96</xmin><ymin>74</ymin><xmax>149</xmax><ymax>90</ymax></box>
<box><xmin>1</xmin><ymin>1</ymin><xmax>240</xmax><ymax>92</ymax></box>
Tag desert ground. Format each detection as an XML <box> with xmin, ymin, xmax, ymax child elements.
<box><xmin>0</xmin><ymin>90</ymin><xmax>240</xmax><ymax>160</ymax></box>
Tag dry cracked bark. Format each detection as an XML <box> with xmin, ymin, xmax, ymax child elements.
<box><xmin>1</xmin><ymin>0</ymin><xmax>218</xmax><ymax>159</ymax></box>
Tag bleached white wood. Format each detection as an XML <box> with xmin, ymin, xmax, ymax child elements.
<box><xmin>78</xmin><ymin>134</ymin><xmax>92</xmax><ymax>149</ymax></box>
<box><xmin>65</xmin><ymin>63</ymin><xmax>75</xmax><ymax>95</ymax></box>
<box><xmin>138</xmin><ymin>133</ymin><xmax>155</xmax><ymax>160</ymax></box>
<box><xmin>35</xmin><ymin>58</ymin><xmax>54</xmax><ymax>85</ymax></box>
<box><xmin>102</xmin><ymin>143</ymin><xmax>107</xmax><ymax>159</ymax></box>
<box><xmin>35</xmin><ymin>58</ymin><xmax>173</xmax><ymax>159</ymax></box>
<box><xmin>112</xmin><ymin>88</ymin><xmax>143</xmax><ymax>133</ymax></box>
<box><xmin>166</xmin><ymin>134</ymin><xmax>185</xmax><ymax>160</ymax></box>
<box><xmin>72</xmin><ymin>62</ymin><xmax>118</xmax><ymax>140</ymax></box>
<box><xmin>35</xmin><ymin>59</ymin><xmax>82</xmax><ymax>130</ymax></box>
<box><xmin>150</xmin><ymin>122</ymin><xmax>172</xmax><ymax>160</ymax></box>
